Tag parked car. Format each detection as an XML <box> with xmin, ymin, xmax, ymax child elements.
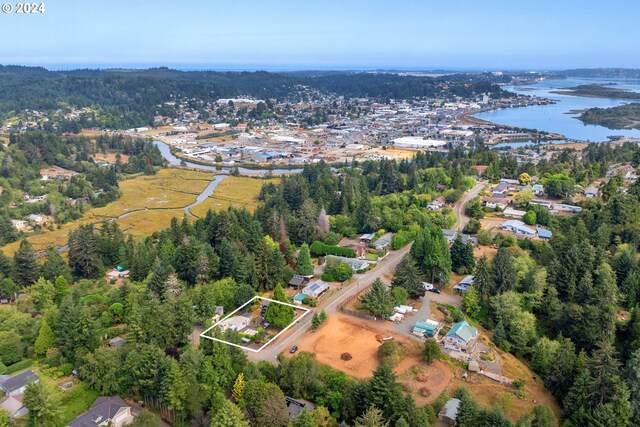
<box><xmin>290</xmin><ymin>345</ymin><xmax>299</xmax><ymax>354</ymax></box>
<box><xmin>428</xmin><ymin>288</ymin><xmax>441</xmax><ymax>294</ymax></box>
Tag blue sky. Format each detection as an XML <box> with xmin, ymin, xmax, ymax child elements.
<box><xmin>1</xmin><ymin>0</ymin><xmax>638</xmax><ymax>70</ymax></box>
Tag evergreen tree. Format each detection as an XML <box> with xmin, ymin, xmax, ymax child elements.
<box><xmin>34</xmin><ymin>319</ymin><xmax>55</xmax><ymax>356</ymax></box>
<box><xmin>474</xmin><ymin>254</ymin><xmax>491</xmax><ymax>299</ymax></box>
<box><xmin>23</xmin><ymin>381</ymin><xmax>56</xmax><ymax>426</ymax></box>
<box><xmin>353</xmin><ymin>407</ymin><xmax>389</xmax><ymax>427</ymax></box>
<box><xmin>162</xmin><ymin>359</ymin><xmax>188</xmax><ymax>412</ymax></box>
<box><xmin>147</xmin><ymin>257</ymin><xmax>169</xmax><ymax>298</ymax></box>
<box><xmin>13</xmin><ymin>239</ymin><xmax>39</xmax><ymax>286</ymax></box>
<box><xmin>41</xmin><ymin>247</ymin><xmax>72</xmax><ymax>283</ymax></box>
<box><xmin>232</xmin><ymin>373</ymin><xmax>245</xmax><ymax>404</ymax></box>
<box><xmin>210</xmin><ymin>400</ymin><xmax>249</xmax><ymax>427</ymax></box>
<box><xmin>391</xmin><ymin>255</ymin><xmax>424</xmax><ymax>299</ymax></box>
<box><xmin>358</xmin><ymin>279</ymin><xmax>395</xmax><ymax>317</ymax></box>
<box><xmin>68</xmin><ymin>224</ymin><xmax>102</xmax><ymax>278</ymax></box>
<box><xmin>366</xmin><ymin>364</ymin><xmax>402</xmax><ymax>422</ymax></box>
<box><xmin>297</xmin><ymin>243</ymin><xmax>314</xmax><ymax>276</ymax></box>
<box><xmin>491</xmin><ymin>247</ymin><xmax>517</xmax><ymax>294</ymax></box>
<box><xmin>626</xmin><ymin>348</ymin><xmax>640</xmax><ymax>424</ymax></box>
<box><xmin>421</xmin><ymin>338</ymin><xmax>441</xmax><ymax>364</ymax></box>
<box><xmin>54</xmin><ymin>275</ymin><xmax>70</xmax><ymax>305</ymax></box>
<box><xmin>264</xmin><ymin>284</ymin><xmax>295</xmax><ymax>328</ymax></box>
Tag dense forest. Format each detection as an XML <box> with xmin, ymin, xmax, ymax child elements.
<box><xmin>0</xmin><ymin>66</ymin><xmax>509</xmax><ymax>129</ymax></box>
<box><xmin>3</xmin><ymin>140</ymin><xmax>640</xmax><ymax>425</ymax></box>
<box><xmin>578</xmin><ymin>103</ymin><xmax>640</xmax><ymax>130</ymax></box>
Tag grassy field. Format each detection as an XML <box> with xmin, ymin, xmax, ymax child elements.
<box><xmin>190</xmin><ymin>176</ymin><xmax>279</xmax><ymax>217</ymax></box>
<box><xmin>2</xmin><ymin>170</ymin><xmax>275</xmax><ymax>255</ymax></box>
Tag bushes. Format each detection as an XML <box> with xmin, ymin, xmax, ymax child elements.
<box><xmin>477</xmin><ymin>229</ymin><xmax>493</xmax><ymax>246</ymax></box>
<box><xmin>377</xmin><ymin>341</ymin><xmax>402</xmax><ymax>367</ymax></box>
<box><xmin>391</xmin><ymin>230</ymin><xmax>414</xmax><ymax>250</ymax></box>
<box><xmin>5</xmin><ymin>359</ymin><xmax>33</xmax><ymax>375</ymax></box>
<box><xmin>310</xmin><ymin>241</ymin><xmax>356</xmax><ymax>258</ymax></box>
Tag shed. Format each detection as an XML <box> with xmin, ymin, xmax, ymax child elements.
<box><xmin>286</xmin><ymin>397</ymin><xmax>316</xmax><ymax>419</ymax></box>
<box><xmin>438</xmin><ymin>398</ymin><xmax>461</xmax><ymax>425</ymax></box>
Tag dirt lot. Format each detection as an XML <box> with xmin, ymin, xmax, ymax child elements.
<box><xmin>296</xmin><ymin>315</ymin><xmax>385</xmax><ymax>378</ymax></box>
<box><xmin>94</xmin><ymin>152</ymin><xmax>130</xmax><ymax>163</ymax></box>
<box><xmin>396</xmin><ymin>357</ymin><xmax>453</xmax><ymax>405</ymax></box>
<box><xmin>474</xmin><ymin>245</ymin><xmax>498</xmax><ymax>260</ymax></box>
<box><xmin>296</xmin><ymin>313</ymin><xmax>455</xmax><ymax>401</ymax></box>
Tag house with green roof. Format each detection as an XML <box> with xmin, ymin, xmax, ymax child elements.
<box><xmin>443</xmin><ymin>320</ymin><xmax>479</xmax><ymax>352</ymax></box>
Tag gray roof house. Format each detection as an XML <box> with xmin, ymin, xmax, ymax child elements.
<box><xmin>585</xmin><ymin>186</ymin><xmax>599</xmax><ymax>198</ymax></box>
<box><xmin>286</xmin><ymin>396</ymin><xmax>316</xmax><ymax>419</ymax></box>
<box><xmin>438</xmin><ymin>398</ymin><xmax>461</xmax><ymax>425</ymax></box>
<box><xmin>0</xmin><ymin>370</ymin><xmax>39</xmax><ymax>397</ymax></box>
<box><xmin>66</xmin><ymin>396</ymin><xmax>132</xmax><ymax>427</ymax></box>
<box><xmin>373</xmin><ymin>232</ymin><xmax>394</xmax><ymax>251</ymax></box>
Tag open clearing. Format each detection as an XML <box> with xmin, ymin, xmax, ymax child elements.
<box><xmin>190</xmin><ymin>176</ymin><xmax>279</xmax><ymax>217</ymax></box>
<box><xmin>451</xmin><ymin>347</ymin><xmax>561</xmax><ymax>421</ymax></box>
<box><xmin>396</xmin><ymin>358</ymin><xmax>453</xmax><ymax>405</ymax></box>
<box><xmin>2</xmin><ymin>169</ymin><xmax>272</xmax><ymax>255</ymax></box>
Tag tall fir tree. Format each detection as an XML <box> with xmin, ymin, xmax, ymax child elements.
<box><xmin>13</xmin><ymin>239</ymin><xmax>39</xmax><ymax>287</ymax></box>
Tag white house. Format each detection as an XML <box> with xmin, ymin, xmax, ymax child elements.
<box><xmin>499</xmin><ymin>219</ymin><xmax>536</xmax><ymax>238</ymax></box>
<box><xmin>217</xmin><ymin>314</ymin><xmax>251</xmax><ymax>332</ymax></box>
<box><xmin>302</xmin><ymin>280</ymin><xmax>330</xmax><ymax>299</ymax></box>
<box><xmin>503</xmin><ymin>207</ymin><xmax>526</xmax><ymax>219</ymax></box>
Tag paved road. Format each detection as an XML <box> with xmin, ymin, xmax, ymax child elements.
<box><xmin>451</xmin><ymin>181</ymin><xmax>486</xmax><ymax>232</ymax></box>
<box><xmin>248</xmin><ymin>244</ymin><xmax>413</xmax><ymax>362</ymax></box>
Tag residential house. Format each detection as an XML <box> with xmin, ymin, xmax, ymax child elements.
<box><xmin>438</xmin><ymin>398</ymin><xmax>461</xmax><ymax>425</ymax></box>
<box><xmin>442</xmin><ymin>229</ymin><xmax>457</xmax><ymax>245</ymax></box>
<box><xmin>302</xmin><ymin>281</ymin><xmax>329</xmax><ymax>299</ymax></box>
<box><xmin>11</xmin><ymin>220</ymin><xmax>28</xmax><ymax>231</ymax></box>
<box><xmin>500</xmin><ymin>178</ymin><xmax>519</xmax><ymax>186</ymax></box>
<box><xmin>443</xmin><ymin>321</ymin><xmax>479</xmax><ymax>352</ymax></box>
<box><xmin>373</xmin><ymin>232</ymin><xmax>394</xmax><ymax>251</ymax></box>
<box><xmin>343</xmin><ymin>244</ymin><xmax>368</xmax><ymax>258</ymax></box>
<box><xmin>359</xmin><ymin>233</ymin><xmax>375</xmax><ymax>244</ymax></box>
<box><xmin>217</xmin><ymin>314</ymin><xmax>251</xmax><ymax>332</ymax></box>
<box><xmin>453</xmin><ymin>275</ymin><xmax>474</xmax><ymax>293</ymax></box>
<box><xmin>532</xmin><ymin>184</ymin><xmax>544</xmax><ymax>196</ymax></box>
<box><xmin>482</xmin><ymin>196</ymin><xmax>508</xmax><ymax>210</ymax></box>
<box><xmin>503</xmin><ymin>207</ymin><xmax>526</xmax><ymax>219</ymax></box>
<box><xmin>66</xmin><ymin>396</ymin><xmax>133</xmax><ymax>427</ymax></box>
<box><xmin>553</xmin><ymin>204</ymin><xmax>582</xmax><ymax>214</ymax></box>
<box><xmin>286</xmin><ymin>397</ymin><xmax>316</xmax><ymax>420</ymax></box>
<box><xmin>107</xmin><ymin>337</ymin><xmax>125</xmax><ymax>348</ymax></box>
<box><xmin>26</xmin><ymin>214</ymin><xmax>44</xmax><ymax>224</ymax></box>
<box><xmin>492</xmin><ymin>183</ymin><xmax>510</xmax><ymax>195</ymax></box>
<box><xmin>0</xmin><ymin>370</ymin><xmax>39</xmax><ymax>397</ymax></box>
<box><xmin>585</xmin><ymin>186</ymin><xmax>599</xmax><ymax>198</ymax></box>
<box><xmin>326</xmin><ymin>255</ymin><xmax>369</xmax><ymax>272</ymax></box>
<box><xmin>529</xmin><ymin>199</ymin><xmax>553</xmax><ymax>210</ymax></box>
<box><xmin>460</xmin><ymin>234</ymin><xmax>478</xmax><ymax>246</ymax></box>
<box><xmin>288</xmin><ymin>275</ymin><xmax>307</xmax><ymax>290</ymax></box>
<box><xmin>498</xmin><ymin>220</ymin><xmax>536</xmax><ymax>238</ymax></box>
<box><xmin>536</xmin><ymin>226</ymin><xmax>553</xmax><ymax>241</ymax></box>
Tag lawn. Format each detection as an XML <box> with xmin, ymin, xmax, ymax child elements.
<box><xmin>190</xmin><ymin>176</ymin><xmax>279</xmax><ymax>217</ymax></box>
<box><xmin>26</xmin><ymin>365</ymin><xmax>100</xmax><ymax>425</ymax></box>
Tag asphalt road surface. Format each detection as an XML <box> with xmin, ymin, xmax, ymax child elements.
<box><xmin>451</xmin><ymin>181</ymin><xmax>485</xmax><ymax>232</ymax></box>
